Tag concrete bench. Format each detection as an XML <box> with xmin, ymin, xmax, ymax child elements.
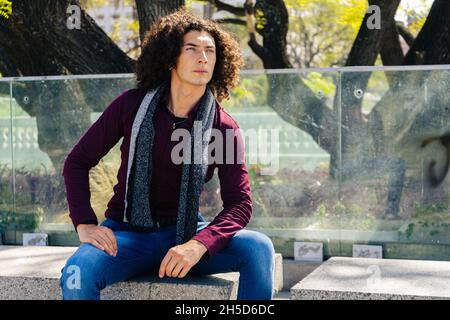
<box><xmin>282</xmin><ymin>259</ymin><xmax>321</xmax><ymax>290</ymax></box>
<box><xmin>291</xmin><ymin>257</ymin><xmax>450</xmax><ymax>300</ymax></box>
<box><xmin>0</xmin><ymin>245</ymin><xmax>282</xmax><ymax>300</ymax></box>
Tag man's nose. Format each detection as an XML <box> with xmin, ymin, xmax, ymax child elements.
<box><xmin>197</xmin><ymin>50</ymin><xmax>208</xmax><ymax>63</ymax></box>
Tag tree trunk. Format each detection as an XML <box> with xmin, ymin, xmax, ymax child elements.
<box><xmin>135</xmin><ymin>0</ymin><xmax>184</xmax><ymax>42</ymax></box>
<box><xmin>240</xmin><ymin>0</ymin><xmax>450</xmax><ymax>216</ymax></box>
<box><xmin>340</xmin><ymin>0</ymin><xmax>400</xmax><ymax>146</ymax></box>
<box><xmin>243</xmin><ymin>0</ymin><xmax>340</xmax><ymax>178</ymax></box>
<box><xmin>368</xmin><ymin>0</ymin><xmax>450</xmax><ymax>212</ymax></box>
<box><xmin>0</xmin><ymin>0</ymin><xmax>136</xmax><ymax>172</ymax></box>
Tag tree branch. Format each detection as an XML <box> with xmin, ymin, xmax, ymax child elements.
<box><xmin>340</xmin><ymin>0</ymin><xmax>401</xmax><ymax>117</ymax></box>
<box><xmin>0</xmin><ymin>0</ymin><xmax>136</xmax><ymax>170</ymax></box>
<box><xmin>0</xmin><ymin>47</ymin><xmax>20</xmax><ymax>78</ymax></box>
<box><xmin>396</xmin><ymin>21</ymin><xmax>415</xmax><ymax>47</ymax></box>
<box><xmin>215</xmin><ymin>18</ymin><xmax>246</xmax><ymax>26</ymax></box>
<box><xmin>197</xmin><ymin>0</ymin><xmax>245</xmax><ymax>16</ymax></box>
<box><xmin>380</xmin><ymin>18</ymin><xmax>404</xmax><ymax>87</ymax></box>
<box><xmin>370</xmin><ymin>0</ymin><xmax>450</xmax><ymax>154</ymax></box>
<box><xmin>248</xmin><ymin>33</ymin><xmax>271</xmax><ymax>61</ymax></box>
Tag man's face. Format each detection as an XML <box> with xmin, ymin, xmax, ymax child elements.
<box><xmin>171</xmin><ymin>30</ymin><xmax>216</xmax><ymax>87</ymax></box>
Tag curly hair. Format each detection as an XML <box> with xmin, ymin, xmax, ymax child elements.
<box><xmin>135</xmin><ymin>7</ymin><xmax>244</xmax><ymax>102</ymax></box>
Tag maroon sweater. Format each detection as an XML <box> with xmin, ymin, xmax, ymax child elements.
<box><xmin>62</xmin><ymin>88</ymin><xmax>252</xmax><ymax>257</ymax></box>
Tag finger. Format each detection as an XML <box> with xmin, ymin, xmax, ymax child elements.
<box><xmin>159</xmin><ymin>252</ymin><xmax>172</xmax><ymax>278</ymax></box>
<box><xmin>97</xmin><ymin>229</ymin><xmax>115</xmax><ymax>253</ymax></box>
<box><xmin>93</xmin><ymin>232</ymin><xmax>115</xmax><ymax>256</ymax></box>
<box><xmin>95</xmin><ymin>232</ymin><xmax>114</xmax><ymax>255</ymax></box>
<box><xmin>102</xmin><ymin>227</ymin><xmax>118</xmax><ymax>253</ymax></box>
<box><xmin>89</xmin><ymin>239</ymin><xmax>105</xmax><ymax>252</ymax></box>
<box><xmin>165</xmin><ymin>257</ymin><xmax>179</xmax><ymax>277</ymax></box>
<box><xmin>178</xmin><ymin>264</ymin><xmax>192</xmax><ymax>278</ymax></box>
<box><xmin>171</xmin><ymin>261</ymin><xmax>185</xmax><ymax>278</ymax></box>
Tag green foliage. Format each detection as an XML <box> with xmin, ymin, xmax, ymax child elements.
<box><xmin>255</xmin><ymin>7</ymin><xmax>267</xmax><ymax>31</ymax></box>
<box><xmin>0</xmin><ymin>0</ymin><xmax>12</xmax><ymax>19</ymax></box>
<box><xmin>247</xmin><ymin>163</ymin><xmax>283</xmax><ymax>192</ymax></box>
<box><xmin>302</xmin><ymin>72</ymin><xmax>336</xmax><ymax>97</ymax></box>
<box><xmin>283</xmin><ymin>0</ymin><xmax>432</xmax><ymax>68</ymax></box>
<box><xmin>429</xmin><ymin>229</ymin><xmax>440</xmax><ymax>236</ymax></box>
<box><xmin>400</xmin><ymin>199</ymin><xmax>450</xmax><ymax>239</ymax></box>
<box><xmin>405</xmin><ymin>222</ymin><xmax>415</xmax><ymax>238</ymax></box>
<box><xmin>222</xmin><ymin>74</ymin><xmax>268</xmax><ymax>109</ymax></box>
<box><xmin>312</xmin><ymin>200</ymin><xmax>376</xmax><ymax>230</ymax></box>
<box><xmin>284</xmin><ymin>0</ymin><xmax>366</xmax><ymax>67</ymax></box>
<box><xmin>397</xmin><ymin>0</ymin><xmax>430</xmax><ymax>36</ymax></box>
<box><xmin>413</xmin><ymin>198</ymin><xmax>450</xmax><ymax>216</ymax></box>
<box><xmin>0</xmin><ymin>207</ymin><xmax>43</xmax><ymax>231</ymax></box>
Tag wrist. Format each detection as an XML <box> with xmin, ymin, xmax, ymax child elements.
<box><xmin>76</xmin><ymin>223</ymin><xmax>94</xmax><ymax>233</ymax></box>
<box><xmin>190</xmin><ymin>239</ymin><xmax>208</xmax><ymax>255</ymax></box>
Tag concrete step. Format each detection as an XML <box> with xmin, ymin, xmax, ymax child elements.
<box><xmin>291</xmin><ymin>257</ymin><xmax>450</xmax><ymax>300</ymax></box>
<box><xmin>282</xmin><ymin>259</ymin><xmax>321</xmax><ymax>290</ymax></box>
<box><xmin>0</xmin><ymin>246</ymin><xmax>283</xmax><ymax>300</ymax></box>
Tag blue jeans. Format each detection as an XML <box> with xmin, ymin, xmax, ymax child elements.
<box><xmin>59</xmin><ymin>213</ymin><xmax>275</xmax><ymax>300</ymax></box>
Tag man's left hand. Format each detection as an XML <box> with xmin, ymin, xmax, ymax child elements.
<box><xmin>159</xmin><ymin>240</ymin><xmax>208</xmax><ymax>278</ymax></box>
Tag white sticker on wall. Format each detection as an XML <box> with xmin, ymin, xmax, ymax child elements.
<box><xmin>23</xmin><ymin>233</ymin><xmax>48</xmax><ymax>246</ymax></box>
<box><xmin>294</xmin><ymin>242</ymin><xmax>323</xmax><ymax>262</ymax></box>
<box><xmin>353</xmin><ymin>244</ymin><xmax>383</xmax><ymax>259</ymax></box>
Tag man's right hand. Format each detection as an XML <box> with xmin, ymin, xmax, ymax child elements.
<box><xmin>76</xmin><ymin>224</ymin><xmax>118</xmax><ymax>257</ymax></box>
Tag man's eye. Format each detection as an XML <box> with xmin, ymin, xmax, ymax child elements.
<box><xmin>186</xmin><ymin>47</ymin><xmax>195</xmax><ymax>51</ymax></box>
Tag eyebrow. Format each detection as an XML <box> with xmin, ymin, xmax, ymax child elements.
<box><xmin>184</xmin><ymin>43</ymin><xmax>216</xmax><ymax>49</ymax></box>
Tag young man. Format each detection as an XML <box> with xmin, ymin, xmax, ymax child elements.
<box><xmin>60</xmin><ymin>8</ymin><xmax>275</xmax><ymax>300</ymax></box>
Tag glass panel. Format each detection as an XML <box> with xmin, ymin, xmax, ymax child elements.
<box><xmin>215</xmin><ymin>70</ymin><xmax>341</xmax><ymax>259</ymax></box>
<box><xmin>0</xmin><ymin>80</ymin><xmax>14</xmax><ymax>244</ymax></box>
<box><xmin>340</xmin><ymin>68</ymin><xmax>450</xmax><ymax>259</ymax></box>
<box><xmin>6</xmin><ymin>68</ymin><xmax>450</xmax><ymax>260</ymax></box>
<box><xmin>11</xmin><ymin>77</ymin><xmax>135</xmax><ymax>245</ymax></box>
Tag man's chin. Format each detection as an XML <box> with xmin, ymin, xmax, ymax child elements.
<box><xmin>187</xmin><ymin>79</ymin><xmax>210</xmax><ymax>86</ymax></box>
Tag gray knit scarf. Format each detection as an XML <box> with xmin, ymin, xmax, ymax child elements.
<box><xmin>123</xmin><ymin>81</ymin><xmax>216</xmax><ymax>245</ymax></box>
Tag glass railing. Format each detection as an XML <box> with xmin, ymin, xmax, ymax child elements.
<box><xmin>1</xmin><ymin>66</ymin><xmax>449</xmax><ymax>260</ymax></box>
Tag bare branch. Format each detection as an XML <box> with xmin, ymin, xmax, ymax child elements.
<box><xmin>197</xmin><ymin>0</ymin><xmax>245</xmax><ymax>16</ymax></box>
<box><xmin>215</xmin><ymin>18</ymin><xmax>246</xmax><ymax>26</ymax></box>
<box><xmin>248</xmin><ymin>33</ymin><xmax>271</xmax><ymax>61</ymax></box>
<box><xmin>396</xmin><ymin>21</ymin><xmax>415</xmax><ymax>47</ymax></box>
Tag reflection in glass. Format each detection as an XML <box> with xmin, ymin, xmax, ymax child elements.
<box><xmin>0</xmin><ymin>81</ymin><xmax>14</xmax><ymax>243</ymax></box>
<box><xmin>10</xmin><ymin>78</ymin><xmax>135</xmax><ymax>244</ymax></box>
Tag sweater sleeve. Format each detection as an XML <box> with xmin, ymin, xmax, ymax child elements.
<box><xmin>192</xmin><ymin>124</ymin><xmax>252</xmax><ymax>258</ymax></box>
<box><xmin>62</xmin><ymin>91</ymin><xmax>127</xmax><ymax>231</ymax></box>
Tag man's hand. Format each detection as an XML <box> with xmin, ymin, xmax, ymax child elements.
<box><xmin>77</xmin><ymin>224</ymin><xmax>118</xmax><ymax>257</ymax></box>
<box><xmin>159</xmin><ymin>240</ymin><xmax>208</xmax><ymax>278</ymax></box>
